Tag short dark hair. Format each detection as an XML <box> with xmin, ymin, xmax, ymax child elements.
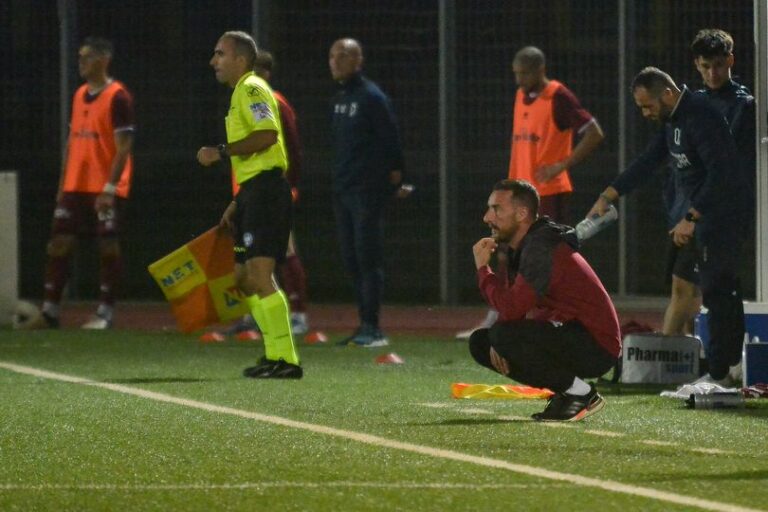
<box><xmin>631</xmin><ymin>66</ymin><xmax>677</xmax><ymax>96</ymax></box>
<box><xmin>514</xmin><ymin>46</ymin><xmax>546</xmax><ymax>70</ymax></box>
<box><xmin>82</xmin><ymin>37</ymin><xmax>113</xmax><ymax>58</ymax></box>
<box><xmin>254</xmin><ymin>50</ymin><xmax>274</xmax><ymax>74</ymax></box>
<box><xmin>691</xmin><ymin>29</ymin><xmax>734</xmax><ymax>59</ymax></box>
<box><xmin>493</xmin><ymin>179</ymin><xmax>539</xmax><ymax>217</ymax></box>
<box><xmin>221</xmin><ymin>31</ymin><xmax>258</xmax><ymax>69</ymax></box>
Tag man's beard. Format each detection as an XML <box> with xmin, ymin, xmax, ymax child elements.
<box><xmin>490</xmin><ymin>225</ymin><xmax>514</xmax><ymax>244</ymax></box>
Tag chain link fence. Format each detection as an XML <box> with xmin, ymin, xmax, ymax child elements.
<box><xmin>0</xmin><ymin>0</ymin><xmax>756</xmax><ymax>305</ymax></box>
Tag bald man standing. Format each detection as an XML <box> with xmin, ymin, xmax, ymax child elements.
<box><xmin>329</xmin><ymin>38</ymin><xmax>407</xmax><ymax>347</ymax></box>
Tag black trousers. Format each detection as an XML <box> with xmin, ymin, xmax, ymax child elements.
<box><xmin>469</xmin><ymin>320</ymin><xmax>617</xmax><ymax>393</ymax></box>
<box><xmin>698</xmin><ymin>234</ymin><xmax>745</xmax><ymax>380</ymax></box>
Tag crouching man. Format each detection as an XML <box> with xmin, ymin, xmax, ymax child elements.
<box><xmin>469</xmin><ymin>179</ymin><xmax>621</xmax><ymax>421</ymax></box>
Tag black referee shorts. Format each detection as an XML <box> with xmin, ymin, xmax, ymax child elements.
<box><xmin>232</xmin><ymin>169</ymin><xmax>292</xmax><ymax>265</ymax></box>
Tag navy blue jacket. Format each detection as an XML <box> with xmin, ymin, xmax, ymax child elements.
<box><xmin>612</xmin><ymin>87</ymin><xmax>747</xmax><ymax>242</ymax></box>
<box><xmin>330</xmin><ymin>73</ymin><xmax>404</xmax><ymax>194</ymax></box>
<box><xmin>701</xmin><ymin>79</ymin><xmax>755</xmax><ymax>174</ymax></box>
<box><xmin>664</xmin><ymin>80</ymin><xmax>756</xmax><ymax>227</ymax></box>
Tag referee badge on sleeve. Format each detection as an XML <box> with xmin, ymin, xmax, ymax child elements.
<box><xmin>250</xmin><ymin>102</ymin><xmax>274</xmax><ymax>122</ymax></box>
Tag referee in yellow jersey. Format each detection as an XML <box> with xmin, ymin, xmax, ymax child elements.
<box><xmin>197</xmin><ymin>31</ymin><xmax>301</xmax><ymax>379</ymax></box>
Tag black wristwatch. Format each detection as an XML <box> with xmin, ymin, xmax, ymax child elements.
<box><xmin>684</xmin><ymin>212</ymin><xmax>698</xmax><ymax>223</ymax></box>
<box><xmin>217</xmin><ymin>143</ymin><xmax>229</xmax><ymax>159</ymax></box>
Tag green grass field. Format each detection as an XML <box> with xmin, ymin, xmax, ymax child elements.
<box><xmin>1</xmin><ymin>329</ymin><xmax>767</xmax><ymax>511</ymax></box>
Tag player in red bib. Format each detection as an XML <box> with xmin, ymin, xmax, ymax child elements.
<box><xmin>30</xmin><ymin>37</ymin><xmax>135</xmax><ymax>330</ymax></box>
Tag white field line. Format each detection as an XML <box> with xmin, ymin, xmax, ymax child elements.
<box><xmin>461</xmin><ymin>408</ymin><xmax>495</xmax><ymax>415</ymax></box>
<box><xmin>434</xmin><ymin>401</ymin><xmax>740</xmax><ymax>456</ymax></box>
<box><xmin>496</xmin><ymin>415</ymin><xmax>531</xmax><ymax>421</ymax></box>
<box><xmin>642</xmin><ymin>440</ymin><xmax>678</xmax><ymax>447</ymax></box>
<box><xmin>0</xmin><ymin>481</ymin><xmax>562</xmax><ymax>491</ymax></box>
<box><xmin>0</xmin><ymin>361</ymin><xmax>762</xmax><ymax>512</ymax></box>
<box><xmin>691</xmin><ymin>448</ymin><xmax>735</xmax><ymax>455</ymax></box>
<box><xmin>583</xmin><ymin>429</ymin><xmax>625</xmax><ymax>438</ymax></box>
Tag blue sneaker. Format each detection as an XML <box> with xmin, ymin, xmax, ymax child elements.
<box><xmin>337</xmin><ymin>324</ymin><xmax>388</xmax><ymax>347</ymax></box>
<box><xmin>351</xmin><ymin>326</ymin><xmax>389</xmax><ymax>348</ymax></box>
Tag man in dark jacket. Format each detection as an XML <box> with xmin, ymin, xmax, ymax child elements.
<box><xmin>589</xmin><ymin>66</ymin><xmax>747</xmax><ymax>386</ymax></box>
<box><xmin>470</xmin><ymin>179</ymin><xmax>620</xmax><ymax>422</ymax></box>
<box><xmin>662</xmin><ymin>29</ymin><xmax>755</xmax><ymax>339</ymax></box>
<box><xmin>328</xmin><ymin>38</ymin><xmax>409</xmax><ymax>347</ymax></box>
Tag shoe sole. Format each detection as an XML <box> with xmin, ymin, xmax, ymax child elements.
<box><xmin>247</xmin><ymin>371</ymin><xmax>303</xmax><ymax>379</ymax></box>
<box><xmin>243</xmin><ymin>362</ymin><xmax>303</xmax><ymax>379</ymax></box>
<box><xmin>534</xmin><ymin>396</ymin><xmax>606</xmax><ymax>423</ymax></box>
<box><xmin>349</xmin><ymin>338</ymin><xmax>389</xmax><ymax>348</ymax></box>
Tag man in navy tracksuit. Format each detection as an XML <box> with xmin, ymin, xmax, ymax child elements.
<box><xmin>662</xmin><ymin>28</ymin><xmax>755</xmax><ymax>338</ymax></box>
<box><xmin>329</xmin><ymin>38</ymin><xmax>406</xmax><ymax>347</ymax></box>
<box><xmin>589</xmin><ymin>66</ymin><xmax>747</xmax><ymax>385</ymax></box>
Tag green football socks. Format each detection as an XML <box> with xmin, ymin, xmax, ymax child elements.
<box><xmin>246</xmin><ymin>291</ymin><xmax>300</xmax><ymax>365</ymax></box>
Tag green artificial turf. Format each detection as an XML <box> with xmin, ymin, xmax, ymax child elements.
<box><xmin>1</xmin><ymin>330</ymin><xmax>766</xmax><ymax>511</ymax></box>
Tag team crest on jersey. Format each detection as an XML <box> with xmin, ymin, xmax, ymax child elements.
<box><xmin>250</xmin><ymin>102</ymin><xmax>274</xmax><ymax>122</ymax></box>
<box><xmin>243</xmin><ymin>232</ymin><xmax>254</xmax><ymax>248</ymax></box>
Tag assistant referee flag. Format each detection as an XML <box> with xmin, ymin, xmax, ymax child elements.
<box><xmin>148</xmin><ymin>227</ymin><xmax>248</xmax><ymax>332</ymax></box>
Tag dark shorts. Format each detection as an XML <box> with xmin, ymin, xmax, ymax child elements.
<box><xmin>539</xmin><ymin>192</ymin><xmax>571</xmax><ymax>225</ymax></box>
<box><xmin>665</xmin><ymin>237</ymin><xmax>700</xmax><ymax>285</ymax></box>
<box><xmin>233</xmin><ymin>169</ymin><xmax>292</xmax><ymax>265</ymax></box>
<box><xmin>51</xmin><ymin>192</ymin><xmax>125</xmax><ymax>237</ymax></box>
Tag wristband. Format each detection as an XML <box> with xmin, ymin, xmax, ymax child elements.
<box><xmin>102</xmin><ymin>183</ymin><xmax>117</xmax><ymax>195</ymax></box>
<box><xmin>217</xmin><ymin>143</ymin><xmax>229</xmax><ymax>159</ymax></box>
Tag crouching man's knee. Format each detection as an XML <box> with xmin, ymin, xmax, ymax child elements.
<box><xmin>469</xmin><ymin>328</ymin><xmax>492</xmax><ymax>367</ymax></box>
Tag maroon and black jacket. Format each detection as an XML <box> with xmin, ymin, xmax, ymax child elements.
<box><xmin>477</xmin><ymin>218</ymin><xmax>621</xmax><ymax>358</ymax></box>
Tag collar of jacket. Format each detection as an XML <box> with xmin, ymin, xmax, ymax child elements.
<box><xmin>338</xmin><ymin>72</ymin><xmax>364</xmax><ymax>91</ymax></box>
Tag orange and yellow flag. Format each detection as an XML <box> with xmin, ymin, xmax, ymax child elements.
<box><xmin>451</xmin><ymin>382</ymin><xmax>554</xmax><ymax>400</ymax></box>
<box><xmin>148</xmin><ymin>227</ymin><xmax>248</xmax><ymax>332</ymax></box>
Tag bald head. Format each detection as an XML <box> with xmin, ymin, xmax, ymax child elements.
<box><xmin>513</xmin><ymin>46</ymin><xmax>547</xmax><ymax>93</ymax></box>
<box><xmin>514</xmin><ymin>46</ymin><xmax>546</xmax><ymax>70</ymax></box>
<box><xmin>329</xmin><ymin>38</ymin><xmax>364</xmax><ymax>82</ymax></box>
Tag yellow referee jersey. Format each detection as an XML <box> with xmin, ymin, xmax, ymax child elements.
<box><xmin>226</xmin><ymin>71</ymin><xmax>287</xmax><ymax>184</ymax></box>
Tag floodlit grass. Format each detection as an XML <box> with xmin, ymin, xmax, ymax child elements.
<box><xmin>1</xmin><ymin>329</ymin><xmax>767</xmax><ymax>511</ymax></box>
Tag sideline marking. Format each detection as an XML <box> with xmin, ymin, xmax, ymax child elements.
<box><xmin>439</xmin><ymin>402</ymin><xmax>736</xmax><ymax>456</ymax></box>
<box><xmin>584</xmin><ymin>429</ymin><xmax>624</xmax><ymax>438</ymax></box>
<box><xmin>0</xmin><ymin>481</ymin><xmax>563</xmax><ymax>491</ymax></box>
<box><xmin>415</xmin><ymin>402</ymin><xmax>454</xmax><ymax>409</ymax></box>
<box><xmin>0</xmin><ymin>361</ymin><xmax>762</xmax><ymax>512</ymax></box>
<box><xmin>691</xmin><ymin>448</ymin><xmax>735</xmax><ymax>455</ymax></box>
<box><xmin>461</xmin><ymin>408</ymin><xmax>494</xmax><ymax>415</ymax></box>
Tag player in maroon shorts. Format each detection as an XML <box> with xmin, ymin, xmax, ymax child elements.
<box><xmin>31</xmin><ymin>37</ymin><xmax>135</xmax><ymax>330</ymax></box>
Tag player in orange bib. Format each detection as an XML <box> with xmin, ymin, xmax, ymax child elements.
<box><xmin>31</xmin><ymin>37</ymin><xmax>135</xmax><ymax>330</ymax></box>
<box><xmin>457</xmin><ymin>46</ymin><xmax>604</xmax><ymax>339</ymax></box>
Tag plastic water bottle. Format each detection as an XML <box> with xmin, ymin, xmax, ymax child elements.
<box><xmin>685</xmin><ymin>393</ymin><xmax>745</xmax><ymax>409</ymax></box>
<box><xmin>575</xmin><ymin>205</ymin><xmax>618</xmax><ymax>241</ymax></box>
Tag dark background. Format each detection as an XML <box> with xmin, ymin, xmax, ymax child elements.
<box><xmin>0</xmin><ymin>0</ymin><xmax>755</xmax><ymax>305</ymax></box>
